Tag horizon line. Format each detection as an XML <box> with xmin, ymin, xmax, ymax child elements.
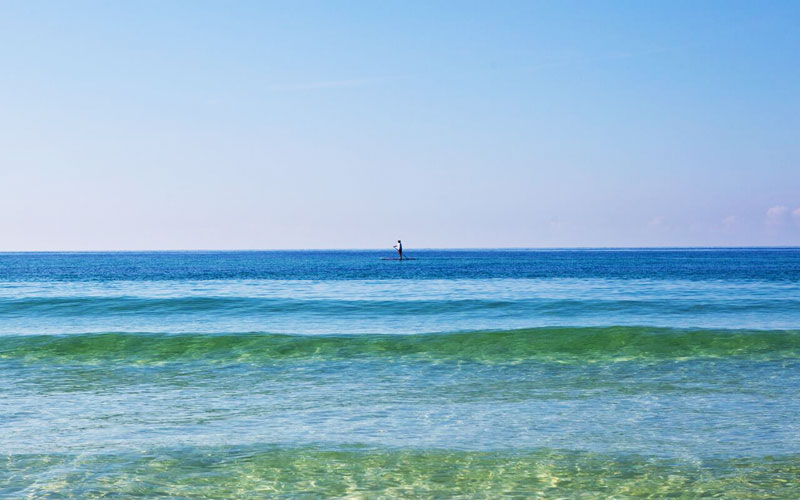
<box><xmin>1</xmin><ymin>246</ymin><xmax>800</xmax><ymax>254</ymax></box>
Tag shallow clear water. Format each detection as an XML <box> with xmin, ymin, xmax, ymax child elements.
<box><xmin>1</xmin><ymin>249</ymin><xmax>799</xmax><ymax>498</ymax></box>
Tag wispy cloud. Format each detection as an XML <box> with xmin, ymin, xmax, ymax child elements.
<box><xmin>793</xmin><ymin>207</ymin><xmax>800</xmax><ymax>227</ymax></box>
<box><xmin>766</xmin><ymin>205</ymin><xmax>789</xmax><ymax>226</ymax></box>
<box><xmin>269</xmin><ymin>77</ymin><xmax>387</xmax><ymax>91</ymax></box>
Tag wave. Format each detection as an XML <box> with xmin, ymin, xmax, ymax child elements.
<box><xmin>1</xmin><ymin>296</ymin><xmax>797</xmax><ymax>317</ymax></box>
<box><xmin>2</xmin><ymin>327</ymin><xmax>799</xmax><ymax>364</ymax></box>
<box><xmin>3</xmin><ymin>446</ymin><xmax>799</xmax><ymax>498</ymax></box>
<box><xmin>0</xmin><ymin>296</ymin><xmax>518</xmax><ymax>316</ymax></box>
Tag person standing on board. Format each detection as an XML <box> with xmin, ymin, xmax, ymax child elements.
<box><xmin>393</xmin><ymin>240</ymin><xmax>403</xmax><ymax>260</ymax></box>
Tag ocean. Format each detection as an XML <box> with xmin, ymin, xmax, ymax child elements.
<box><xmin>1</xmin><ymin>249</ymin><xmax>799</xmax><ymax>498</ymax></box>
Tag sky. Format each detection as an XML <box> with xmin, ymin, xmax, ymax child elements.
<box><xmin>1</xmin><ymin>0</ymin><xmax>799</xmax><ymax>250</ymax></box>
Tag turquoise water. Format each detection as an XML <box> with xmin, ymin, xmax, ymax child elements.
<box><xmin>1</xmin><ymin>249</ymin><xmax>799</xmax><ymax>497</ymax></box>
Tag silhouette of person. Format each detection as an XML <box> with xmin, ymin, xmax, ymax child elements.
<box><xmin>393</xmin><ymin>240</ymin><xmax>403</xmax><ymax>260</ymax></box>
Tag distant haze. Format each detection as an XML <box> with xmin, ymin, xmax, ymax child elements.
<box><xmin>1</xmin><ymin>1</ymin><xmax>799</xmax><ymax>250</ymax></box>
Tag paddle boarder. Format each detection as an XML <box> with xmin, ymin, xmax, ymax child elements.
<box><xmin>393</xmin><ymin>240</ymin><xmax>403</xmax><ymax>260</ymax></box>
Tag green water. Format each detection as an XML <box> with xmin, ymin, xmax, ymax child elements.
<box><xmin>5</xmin><ymin>447</ymin><xmax>799</xmax><ymax>499</ymax></box>
<box><xmin>4</xmin><ymin>327</ymin><xmax>800</xmax><ymax>365</ymax></box>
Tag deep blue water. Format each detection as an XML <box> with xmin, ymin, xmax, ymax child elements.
<box><xmin>1</xmin><ymin>249</ymin><xmax>799</xmax><ymax>497</ymax></box>
<box><xmin>2</xmin><ymin>248</ymin><xmax>799</xmax><ymax>281</ymax></box>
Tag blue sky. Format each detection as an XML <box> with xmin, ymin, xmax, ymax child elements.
<box><xmin>1</xmin><ymin>1</ymin><xmax>798</xmax><ymax>250</ymax></box>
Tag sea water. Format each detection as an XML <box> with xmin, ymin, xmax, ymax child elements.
<box><xmin>1</xmin><ymin>249</ymin><xmax>799</xmax><ymax>498</ymax></box>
